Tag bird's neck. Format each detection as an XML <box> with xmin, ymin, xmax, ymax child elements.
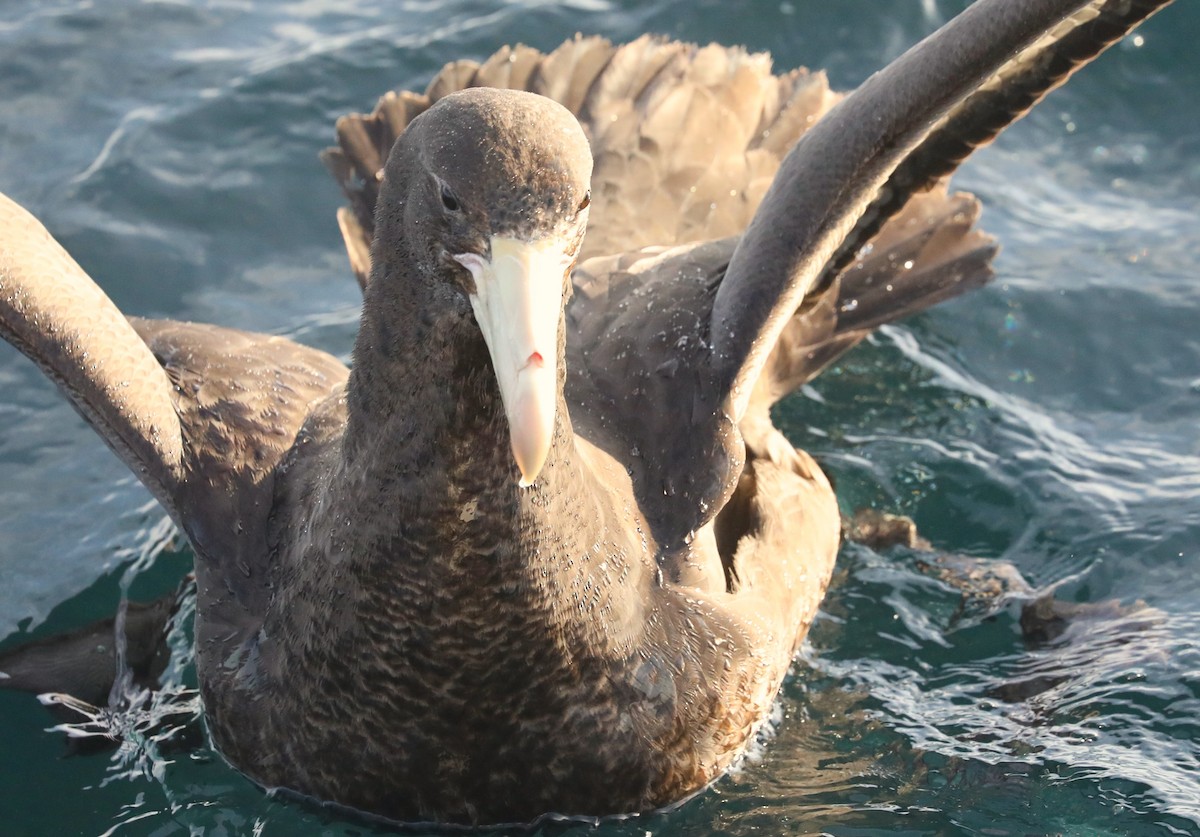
<box><xmin>320</xmin><ymin>262</ymin><xmax>649</xmax><ymax>653</ymax></box>
<box><xmin>345</xmin><ymin>261</ymin><xmax>486</xmax><ymax>444</ymax></box>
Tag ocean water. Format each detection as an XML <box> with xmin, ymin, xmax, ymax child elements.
<box><xmin>1</xmin><ymin>0</ymin><xmax>1198</xmax><ymax>834</ymax></box>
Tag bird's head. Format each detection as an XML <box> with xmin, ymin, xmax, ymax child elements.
<box><xmin>373</xmin><ymin>88</ymin><xmax>593</xmax><ymax>486</ymax></box>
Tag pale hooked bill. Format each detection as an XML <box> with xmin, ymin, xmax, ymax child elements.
<box><xmin>456</xmin><ymin>235</ymin><xmax>572</xmax><ymax>486</ymax></box>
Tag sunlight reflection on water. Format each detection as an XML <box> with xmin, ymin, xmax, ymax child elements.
<box><xmin>0</xmin><ymin>0</ymin><xmax>1197</xmax><ymax>834</ymax></box>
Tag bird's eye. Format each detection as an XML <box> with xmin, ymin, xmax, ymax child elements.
<box><xmin>578</xmin><ymin>190</ymin><xmax>591</xmax><ymax>212</ymax></box>
<box><xmin>440</xmin><ymin>183</ymin><xmax>461</xmax><ymax>212</ymax></box>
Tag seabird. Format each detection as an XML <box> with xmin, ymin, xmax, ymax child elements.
<box><xmin>0</xmin><ymin>0</ymin><xmax>1177</xmax><ymax>825</ymax></box>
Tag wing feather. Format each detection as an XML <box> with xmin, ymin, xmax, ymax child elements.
<box><xmin>322</xmin><ymin>36</ymin><xmax>839</xmax><ymax>285</ymax></box>
<box><xmin>712</xmin><ymin>0</ymin><xmax>1176</xmax><ymax>421</ymax></box>
<box><xmin>0</xmin><ymin>193</ymin><xmax>185</xmax><ymax>518</ymax></box>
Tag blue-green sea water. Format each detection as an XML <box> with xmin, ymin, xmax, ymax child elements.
<box><xmin>1</xmin><ymin>1</ymin><xmax>1198</xmax><ymax>834</ymax></box>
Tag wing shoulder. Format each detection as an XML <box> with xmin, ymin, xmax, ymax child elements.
<box><xmin>130</xmin><ymin>318</ymin><xmax>348</xmax><ymax>492</ymax></box>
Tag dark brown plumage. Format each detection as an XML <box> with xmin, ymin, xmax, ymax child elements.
<box><xmin>0</xmin><ymin>0</ymin><xmax>1176</xmax><ymax>826</ymax></box>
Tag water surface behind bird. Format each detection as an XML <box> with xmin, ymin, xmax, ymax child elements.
<box><xmin>0</xmin><ymin>1</ymin><xmax>1197</xmax><ymax>834</ymax></box>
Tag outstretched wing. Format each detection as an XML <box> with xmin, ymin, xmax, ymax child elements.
<box><xmin>0</xmin><ymin>193</ymin><xmax>186</xmax><ymax>519</ymax></box>
<box><xmin>564</xmin><ymin>183</ymin><xmax>995</xmax><ymax>548</ymax></box>
<box><xmin>711</xmin><ymin>0</ymin><xmax>1177</xmax><ymax>421</ymax></box>
<box><xmin>0</xmin><ymin>193</ymin><xmax>348</xmax><ymax>629</ymax></box>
